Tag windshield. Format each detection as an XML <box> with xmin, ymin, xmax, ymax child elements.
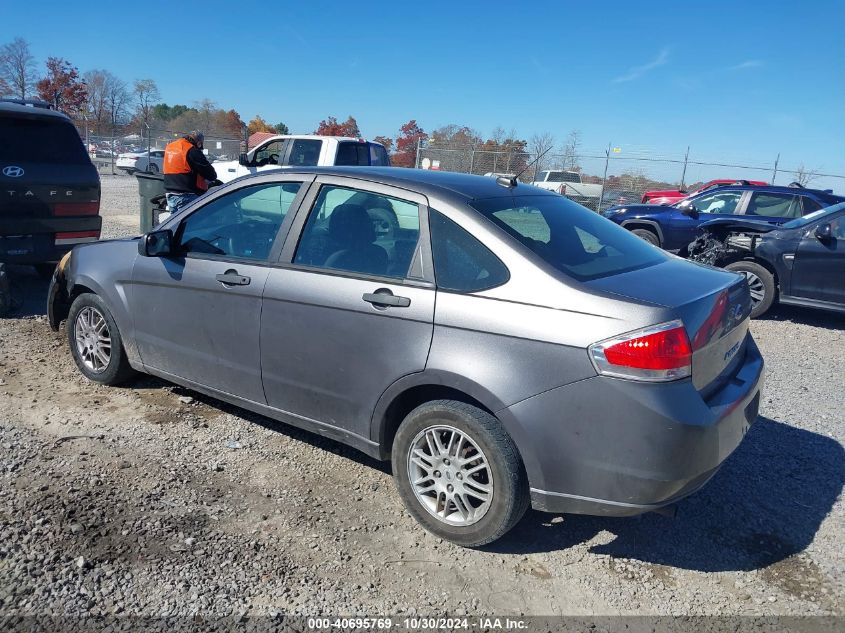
<box><xmin>470</xmin><ymin>195</ymin><xmax>667</xmax><ymax>281</ymax></box>
<box><xmin>782</xmin><ymin>201</ymin><xmax>845</xmax><ymax>228</ymax></box>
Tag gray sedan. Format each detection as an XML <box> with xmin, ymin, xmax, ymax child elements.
<box><xmin>48</xmin><ymin>167</ymin><xmax>764</xmax><ymax>546</ymax></box>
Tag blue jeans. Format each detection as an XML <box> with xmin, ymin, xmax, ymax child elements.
<box><xmin>166</xmin><ymin>192</ymin><xmax>198</xmax><ymax>213</ymax></box>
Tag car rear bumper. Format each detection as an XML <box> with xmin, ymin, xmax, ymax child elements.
<box><xmin>500</xmin><ymin>335</ymin><xmax>764</xmax><ymax>516</ymax></box>
<box><xmin>1</xmin><ymin>216</ymin><xmax>102</xmax><ymax>264</ymax></box>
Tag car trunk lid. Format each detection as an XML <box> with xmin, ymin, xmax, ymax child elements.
<box><xmin>586</xmin><ymin>258</ymin><xmax>752</xmax><ymax>394</ymax></box>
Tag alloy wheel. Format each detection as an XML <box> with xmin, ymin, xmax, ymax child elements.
<box><xmin>74</xmin><ymin>306</ymin><xmax>111</xmax><ymax>373</ymax></box>
<box><xmin>407</xmin><ymin>425</ymin><xmax>493</xmax><ymax>526</ymax></box>
<box><xmin>742</xmin><ymin>271</ymin><xmax>765</xmax><ymax>307</ymax></box>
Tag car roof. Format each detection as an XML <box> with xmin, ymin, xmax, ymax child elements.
<box><xmin>692</xmin><ymin>183</ymin><xmax>841</xmax><ymax>199</ymax></box>
<box><xmin>0</xmin><ymin>100</ymin><xmax>72</xmax><ymax>122</ymax></box>
<box><xmin>258</xmin><ymin>166</ymin><xmax>557</xmax><ymax>202</ymax></box>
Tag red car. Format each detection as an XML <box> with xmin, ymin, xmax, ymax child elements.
<box><xmin>642</xmin><ymin>179</ymin><xmax>768</xmax><ymax>205</ymax></box>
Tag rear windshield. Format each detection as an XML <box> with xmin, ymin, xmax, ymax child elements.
<box><xmin>335</xmin><ymin>141</ymin><xmax>390</xmax><ymax>166</ymax></box>
<box><xmin>470</xmin><ymin>195</ymin><xmax>667</xmax><ymax>281</ymax></box>
<box><xmin>545</xmin><ymin>171</ymin><xmax>580</xmax><ymax>183</ymax></box>
<box><xmin>0</xmin><ymin>116</ymin><xmax>89</xmax><ymax>164</ymax></box>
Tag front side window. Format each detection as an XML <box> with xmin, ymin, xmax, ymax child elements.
<box><xmin>288</xmin><ymin>139</ymin><xmax>322</xmax><ymax>166</ymax></box>
<box><xmin>688</xmin><ymin>191</ymin><xmax>743</xmax><ymax>214</ymax></box>
<box><xmin>178</xmin><ymin>182</ymin><xmax>302</xmax><ymax>260</ymax></box>
<box><xmin>470</xmin><ymin>195</ymin><xmax>666</xmax><ymax>282</ymax></box>
<box><xmin>254</xmin><ymin>140</ymin><xmax>286</xmax><ymax>166</ymax></box>
<box><xmin>430</xmin><ymin>210</ymin><xmax>509</xmax><ymax>292</ymax></box>
<box><xmin>294</xmin><ymin>185</ymin><xmax>420</xmax><ymax>278</ymax></box>
<box><xmin>745</xmin><ymin>193</ymin><xmax>800</xmax><ymax>218</ymax></box>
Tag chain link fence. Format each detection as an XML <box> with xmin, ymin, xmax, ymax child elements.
<box><xmin>416</xmin><ymin>144</ymin><xmax>845</xmax><ymax>212</ymax></box>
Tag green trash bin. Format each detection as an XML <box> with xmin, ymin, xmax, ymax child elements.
<box><xmin>135</xmin><ymin>171</ymin><xmax>166</xmax><ymax>233</ymax></box>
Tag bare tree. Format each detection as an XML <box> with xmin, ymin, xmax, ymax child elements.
<box><xmin>83</xmin><ymin>70</ymin><xmax>109</xmax><ymax>135</ymax></box>
<box><xmin>561</xmin><ymin>129</ymin><xmax>581</xmax><ymax>170</ymax></box>
<box><xmin>133</xmin><ymin>78</ymin><xmax>160</xmax><ymax>137</ymax></box>
<box><xmin>529</xmin><ymin>131</ymin><xmax>555</xmax><ymax>180</ymax></box>
<box><xmin>792</xmin><ymin>163</ymin><xmax>820</xmax><ymax>187</ymax></box>
<box><xmin>0</xmin><ymin>37</ymin><xmax>38</xmax><ymax>99</ymax></box>
<box><xmin>194</xmin><ymin>98</ymin><xmax>217</xmax><ymax>133</ymax></box>
<box><xmin>104</xmin><ymin>74</ymin><xmax>130</xmax><ymax>173</ymax></box>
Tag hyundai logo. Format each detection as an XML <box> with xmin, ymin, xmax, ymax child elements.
<box><xmin>2</xmin><ymin>165</ymin><xmax>24</xmax><ymax>178</ymax></box>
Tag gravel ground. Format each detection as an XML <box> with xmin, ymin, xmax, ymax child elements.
<box><xmin>0</xmin><ymin>175</ymin><xmax>842</xmax><ymax>618</ymax></box>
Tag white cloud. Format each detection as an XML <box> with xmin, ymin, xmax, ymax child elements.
<box><xmin>612</xmin><ymin>48</ymin><xmax>670</xmax><ymax>83</ymax></box>
<box><xmin>729</xmin><ymin>60</ymin><xmax>764</xmax><ymax>70</ymax></box>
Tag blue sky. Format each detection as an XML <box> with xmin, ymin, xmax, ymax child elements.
<box><xmin>4</xmin><ymin>0</ymin><xmax>845</xmax><ymax>187</ymax></box>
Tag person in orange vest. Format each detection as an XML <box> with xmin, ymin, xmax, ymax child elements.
<box><xmin>163</xmin><ymin>130</ymin><xmax>217</xmax><ymax>213</ymax></box>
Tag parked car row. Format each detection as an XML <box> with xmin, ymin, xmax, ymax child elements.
<box><xmin>116</xmin><ymin>149</ymin><xmax>165</xmax><ymax>174</ymax></box>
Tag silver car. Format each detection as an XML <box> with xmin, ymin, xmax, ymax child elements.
<box><xmin>48</xmin><ymin>167</ymin><xmax>764</xmax><ymax>546</ymax></box>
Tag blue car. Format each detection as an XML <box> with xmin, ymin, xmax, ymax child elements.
<box><xmin>602</xmin><ymin>183</ymin><xmax>844</xmax><ymax>252</ymax></box>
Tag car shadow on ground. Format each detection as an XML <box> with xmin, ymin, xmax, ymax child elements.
<box><xmin>0</xmin><ymin>265</ymin><xmax>52</xmax><ymax>318</ymax></box>
<box><xmin>761</xmin><ymin>304</ymin><xmax>844</xmax><ymax>329</ymax></box>
<box><xmin>489</xmin><ymin>415</ymin><xmax>844</xmax><ymax>572</ymax></box>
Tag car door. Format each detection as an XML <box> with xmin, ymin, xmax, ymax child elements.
<box><xmin>789</xmin><ymin>211</ymin><xmax>845</xmax><ymax>304</ymax></box>
<box><xmin>128</xmin><ymin>176</ymin><xmax>311</xmax><ymax>402</ymax></box>
<box><xmin>742</xmin><ymin>192</ymin><xmax>802</xmax><ymax>223</ymax></box>
<box><xmin>665</xmin><ymin>189</ymin><xmax>745</xmax><ymax>250</ymax></box>
<box><xmin>260</xmin><ymin>176</ymin><xmax>435</xmax><ymax>439</ymax></box>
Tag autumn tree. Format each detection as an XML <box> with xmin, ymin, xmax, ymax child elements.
<box><xmin>373</xmin><ymin>135</ymin><xmax>393</xmax><ymax>152</ymax></box>
<box><xmin>194</xmin><ymin>98</ymin><xmax>217</xmax><ymax>131</ymax></box>
<box><xmin>215</xmin><ymin>109</ymin><xmax>245</xmax><ymax>137</ymax></box>
<box><xmin>0</xmin><ymin>37</ymin><xmax>37</xmax><ymax>99</ymax></box>
<box><xmin>393</xmin><ymin>120</ymin><xmax>427</xmax><ymax>168</ymax></box>
<box><xmin>36</xmin><ymin>57</ymin><xmax>86</xmax><ymax>116</ymax></box>
<box><xmin>247</xmin><ymin>115</ymin><xmax>276</xmax><ymax>135</ymax></box>
<box><xmin>314</xmin><ymin>115</ymin><xmax>360</xmax><ymax>137</ymax></box>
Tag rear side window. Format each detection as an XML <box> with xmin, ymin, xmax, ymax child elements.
<box><xmin>288</xmin><ymin>139</ymin><xmax>322</xmax><ymax>166</ymax></box>
<box><xmin>335</xmin><ymin>142</ymin><xmax>369</xmax><ymax>166</ymax></box>
<box><xmin>369</xmin><ymin>143</ymin><xmax>389</xmax><ymax>166</ymax></box>
<box><xmin>746</xmin><ymin>193</ymin><xmax>800</xmax><ymax>218</ymax></box>
<box><xmin>800</xmin><ymin>196</ymin><xmax>822</xmax><ymax>215</ymax></box>
<box><xmin>0</xmin><ymin>116</ymin><xmax>89</xmax><ymax>164</ymax></box>
<box><xmin>470</xmin><ymin>195</ymin><xmax>666</xmax><ymax>282</ymax></box>
<box><xmin>430</xmin><ymin>210</ymin><xmax>509</xmax><ymax>292</ymax></box>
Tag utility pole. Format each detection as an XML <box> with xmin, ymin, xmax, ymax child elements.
<box><xmin>772</xmin><ymin>153</ymin><xmax>780</xmax><ymax>184</ymax></box>
<box><xmin>415</xmin><ymin>138</ymin><xmax>422</xmax><ymax>169</ymax></box>
<box><xmin>597</xmin><ymin>142</ymin><xmax>612</xmax><ymax>213</ymax></box>
<box><xmin>680</xmin><ymin>146</ymin><xmax>690</xmax><ymax>190</ymax></box>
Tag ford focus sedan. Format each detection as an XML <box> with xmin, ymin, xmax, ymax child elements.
<box><xmin>48</xmin><ymin>167</ymin><xmax>764</xmax><ymax>547</ymax></box>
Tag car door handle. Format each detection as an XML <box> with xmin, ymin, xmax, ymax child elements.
<box><xmin>363</xmin><ymin>289</ymin><xmax>411</xmax><ymax>308</ymax></box>
<box><xmin>216</xmin><ymin>270</ymin><xmax>250</xmax><ymax>286</ymax></box>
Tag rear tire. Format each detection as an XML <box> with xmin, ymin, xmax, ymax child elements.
<box><xmin>725</xmin><ymin>260</ymin><xmax>776</xmax><ymax>318</ymax></box>
<box><xmin>67</xmin><ymin>293</ymin><xmax>136</xmax><ymax>385</ymax></box>
<box><xmin>631</xmin><ymin>228</ymin><xmax>660</xmax><ymax>247</ymax></box>
<box><xmin>392</xmin><ymin>400</ymin><xmax>529</xmax><ymax>547</ymax></box>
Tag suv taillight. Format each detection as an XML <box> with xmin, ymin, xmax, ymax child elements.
<box><xmin>589</xmin><ymin>320</ymin><xmax>692</xmax><ymax>382</ymax></box>
<box><xmin>54</xmin><ymin>202</ymin><xmax>99</xmax><ymax>216</ymax></box>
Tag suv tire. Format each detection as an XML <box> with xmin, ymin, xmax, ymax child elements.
<box><xmin>725</xmin><ymin>260</ymin><xmax>776</xmax><ymax>318</ymax></box>
<box><xmin>631</xmin><ymin>228</ymin><xmax>660</xmax><ymax>246</ymax></box>
<box><xmin>67</xmin><ymin>293</ymin><xmax>136</xmax><ymax>385</ymax></box>
<box><xmin>392</xmin><ymin>400</ymin><xmax>529</xmax><ymax>547</ymax></box>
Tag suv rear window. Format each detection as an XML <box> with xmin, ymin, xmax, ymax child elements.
<box><xmin>0</xmin><ymin>116</ymin><xmax>89</xmax><ymax>164</ymax></box>
<box><xmin>470</xmin><ymin>195</ymin><xmax>666</xmax><ymax>282</ymax></box>
<box><xmin>335</xmin><ymin>141</ymin><xmax>391</xmax><ymax>166</ymax></box>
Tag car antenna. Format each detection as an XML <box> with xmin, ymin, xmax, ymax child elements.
<box><xmin>498</xmin><ymin>146</ymin><xmax>554</xmax><ymax>189</ymax></box>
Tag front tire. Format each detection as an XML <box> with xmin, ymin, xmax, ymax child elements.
<box><xmin>392</xmin><ymin>400</ymin><xmax>529</xmax><ymax>547</ymax></box>
<box><xmin>631</xmin><ymin>228</ymin><xmax>660</xmax><ymax>247</ymax></box>
<box><xmin>67</xmin><ymin>293</ymin><xmax>136</xmax><ymax>385</ymax></box>
<box><xmin>725</xmin><ymin>260</ymin><xmax>776</xmax><ymax>318</ymax></box>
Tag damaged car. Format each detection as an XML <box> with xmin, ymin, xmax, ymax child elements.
<box><xmin>688</xmin><ymin>202</ymin><xmax>845</xmax><ymax>318</ymax></box>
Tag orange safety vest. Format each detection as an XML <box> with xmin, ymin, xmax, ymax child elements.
<box><xmin>163</xmin><ymin>137</ymin><xmax>208</xmax><ymax>192</ymax></box>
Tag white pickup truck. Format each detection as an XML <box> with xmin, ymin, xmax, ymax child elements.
<box><xmin>532</xmin><ymin>170</ymin><xmax>603</xmax><ymax>209</ymax></box>
<box><xmin>214</xmin><ymin>135</ymin><xmax>390</xmax><ymax>183</ymax></box>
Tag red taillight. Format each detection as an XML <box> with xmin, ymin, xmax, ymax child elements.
<box><xmin>589</xmin><ymin>320</ymin><xmax>692</xmax><ymax>382</ymax></box>
<box><xmin>55</xmin><ymin>230</ymin><xmax>100</xmax><ymax>244</ymax></box>
<box><xmin>53</xmin><ymin>202</ymin><xmax>99</xmax><ymax>216</ymax></box>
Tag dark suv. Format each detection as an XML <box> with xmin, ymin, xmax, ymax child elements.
<box><xmin>0</xmin><ymin>100</ymin><xmax>101</xmax><ymax>276</ymax></box>
<box><xmin>602</xmin><ymin>182</ymin><xmax>844</xmax><ymax>252</ymax></box>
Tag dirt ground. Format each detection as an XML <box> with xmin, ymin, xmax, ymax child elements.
<box><xmin>0</xmin><ymin>175</ymin><xmax>842</xmax><ymax>618</ymax></box>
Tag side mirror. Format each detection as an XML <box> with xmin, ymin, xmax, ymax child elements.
<box><xmin>682</xmin><ymin>204</ymin><xmax>699</xmax><ymax>218</ymax></box>
<box><xmin>138</xmin><ymin>229</ymin><xmax>174</xmax><ymax>257</ymax></box>
<box><xmin>238</xmin><ymin>152</ymin><xmax>250</xmax><ymax>166</ymax></box>
<box><xmin>814</xmin><ymin>223</ymin><xmax>832</xmax><ymax>241</ymax></box>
